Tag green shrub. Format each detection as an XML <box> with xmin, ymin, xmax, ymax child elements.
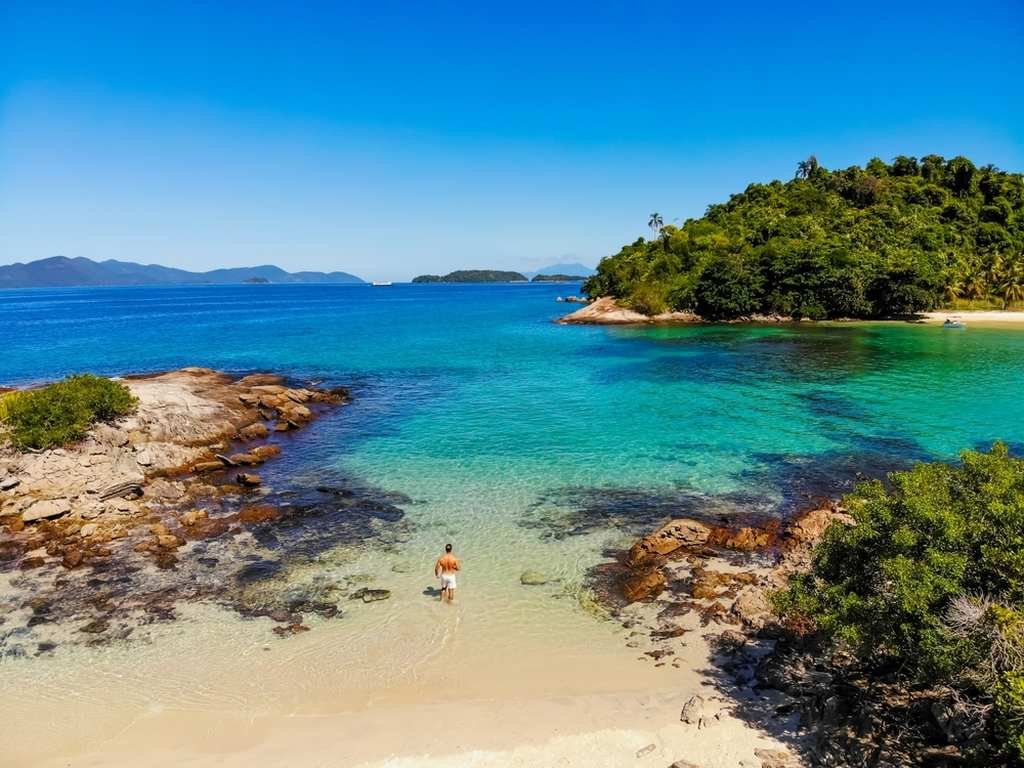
<box><xmin>774</xmin><ymin>443</ymin><xmax>1024</xmax><ymax>759</ymax></box>
<box><xmin>0</xmin><ymin>374</ymin><xmax>137</xmax><ymax>450</ymax></box>
<box><xmin>997</xmin><ymin>672</ymin><xmax>1024</xmax><ymax>762</ymax></box>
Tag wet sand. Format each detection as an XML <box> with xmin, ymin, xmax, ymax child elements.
<box><xmin>12</xmin><ymin>598</ymin><xmax>792</xmax><ymax>768</ymax></box>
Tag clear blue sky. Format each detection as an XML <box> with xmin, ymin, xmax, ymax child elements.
<box><xmin>2</xmin><ymin>1</ymin><xmax>1022</xmax><ymax>281</ymax></box>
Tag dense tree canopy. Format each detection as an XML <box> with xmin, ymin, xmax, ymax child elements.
<box><xmin>584</xmin><ymin>155</ymin><xmax>1024</xmax><ymax>319</ymax></box>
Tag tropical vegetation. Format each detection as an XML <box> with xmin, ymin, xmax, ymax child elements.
<box><xmin>585</xmin><ymin>155</ymin><xmax>1024</xmax><ymax>319</ymax></box>
<box><xmin>774</xmin><ymin>444</ymin><xmax>1024</xmax><ymax>761</ymax></box>
<box><xmin>0</xmin><ymin>374</ymin><xmax>137</xmax><ymax>450</ymax></box>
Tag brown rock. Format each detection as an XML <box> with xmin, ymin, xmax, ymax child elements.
<box><xmin>180</xmin><ymin>509</ymin><xmax>208</xmax><ymax>526</ymax></box>
<box><xmin>250</xmin><ymin>445</ymin><xmax>281</xmax><ymax>461</ymax></box>
<box><xmin>708</xmin><ymin>522</ymin><xmax>778</xmax><ymax>551</ymax></box>
<box><xmin>21</xmin><ymin>556</ymin><xmax>46</xmax><ymax>570</ymax></box>
<box><xmin>273</xmin><ymin>421</ymin><xmax>292</xmax><ymax>432</ymax></box>
<box><xmin>785</xmin><ymin>506</ymin><xmax>853</xmax><ymax>547</ymax></box>
<box><xmin>156</xmin><ymin>534</ymin><xmax>183</xmax><ymax>549</ymax></box>
<box><xmin>237</xmin><ymin>374</ymin><xmax>283</xmax><ymax>387</ymax></box>
<box><xmin>3</xmin><ymin>515</ymin><xmax>25</xmax><ymax>533</ymax></box>
<box><xmin>234</xmin><ymin>504</ymin><xmax>278</xmax><ymax>524</ymax></box>
<box><xmin>622</xmin><ymin>568</ymin><xmax>667</xmax><ymax>602</ymax></box>
<box><xmin>280</xmin><ymin>403</ymin><xmax>312</xmax><ymax>422</ymax></box>
<box><xmin>236</xmin><ymin>473</ymin><xmax>262</xmax><ymax>487</ymax></box>
<box><xmin>155</xmin><ymin>552</ymin><xmax>178</xmax><ymax>569</ymax></box>
<box><xmin>149</xmin><ymin>522</ymin><xmax>170</xmax><ymax>537</ymax></box>
<box><xmin>272</xmin><ymin>623</ymin><xmax>310</xmax><ymax>637</ymax></box>
<box><xmin>229</xmin><ymin>452</ymin><xmax>261</xmax><ymax>466</ymax></box>
<box><xmin>192</xmin><ymin>461</ymin><xmax>225</xmax><ymax>473</ymax></box>
<box><xmin>62</xmin><ymin>548</ymin><xmax>84</xmax><ymax>568</ymax></box>
<box><xmin>79</xmin><ymin>619</ymin><xmax>109</xmax><ymax>634</ymax></box>
<box><xmin>238</xmin><ymin>423</ymin><xmax>270</xmax><ymax>440</ymax></box>
<box><xmin>627</xmin><ymin>518</ymin><xmax>711</xmax><ymax>567</ymax></box>
<box><xmin>185</xmin><ymin>517</ymin><xmax>232</xmax><ymax>540</ymax></box>
<box><xmin>691</xmin><ymin>582</ymin><xmax>720</xmax><ymax>600</ymax></box>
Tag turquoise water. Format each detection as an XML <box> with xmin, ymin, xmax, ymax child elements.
<box><xmin>4</xmin><ymin>283</ymin><xmax>1024</xmax><ymax>755</ymax></box>
<box><xmin>4</xmin><ymin>283</ymin><xmax>1023</xmax><ymax>514</ymax></box>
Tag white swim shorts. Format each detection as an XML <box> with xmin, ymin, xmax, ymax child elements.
<box><xmin>441</xmin><ymin>573</ymin><xmax>457</xmax><ymax>590</ymax></box>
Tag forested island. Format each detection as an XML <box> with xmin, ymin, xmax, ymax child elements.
<box><xmin>584</xmin><ymin>155</ymin><xmax>1024</xmax><ymax>319</ymax></box>
<box><xmin>412</xmin><ymin>270</ymin><xmax>527</xmax><ymax>283</ymax></box>
<box><xmin>531</xmin><ymin>273</ymin><xmax>588</xmax><ymax>282</ymax></box>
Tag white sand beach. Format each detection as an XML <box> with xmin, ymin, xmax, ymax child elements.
<box><xmin>920</xmin><ymin>310</ymin><xmax>1024</xmax><ymax>325</ymax></box>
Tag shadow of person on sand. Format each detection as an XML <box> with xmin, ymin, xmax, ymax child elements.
<box><xmin>422</xmin><ymin>586</ymin><xmax>442</xmax><ymax>598</ymax></box>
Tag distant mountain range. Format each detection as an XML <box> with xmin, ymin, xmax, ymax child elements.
<box><xmin>522</xmin><ymin>262</ymin><xmax>595</xmax><ymax>279</ymax></box>
<box><xmin>0</xmin><ymin>256</ymin><xmax>364</xmax><ymax>288</ymax></box>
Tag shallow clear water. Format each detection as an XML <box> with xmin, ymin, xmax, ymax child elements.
<box><xmin>2</xmin><ymin>283</ymin><xmax>1024</xmax><ymax>759</ymax></box>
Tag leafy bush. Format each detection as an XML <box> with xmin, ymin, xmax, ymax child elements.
<box><xmin>774</xmin><ymin>443</ymin><xmax>1024</xmax><ymax>759</ymax></box>
<box><xmin>0</xmin><ymin>374</ymin><xmax>137</xmax><ymax>450</ymax></box>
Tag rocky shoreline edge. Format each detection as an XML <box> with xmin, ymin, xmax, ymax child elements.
<box><xmin>0</xmin><ymin>368</ymin><xmax>411</xmax><ymax>654</ymax></box>
<box><xmin>557</xmin><ymin>296</ymin><xmax>794</xmax><ymax>326</ymax></box>
<box><xmin>596</xmin><ymin>505</ymin><xmax>975</xmax><ymax>767</ymax></box>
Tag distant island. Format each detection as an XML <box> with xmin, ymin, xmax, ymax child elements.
<box><xmin>584</xmin><ymin>154</ymin><xmax>1024</xmax><ymax>320</ymax></box>
<box><xmin>412</xmin><ymin>270</ymin><xmax>527</xmax><ymax>283</ymax></box>
<box><xmin>523</xmin><ymin>262</ymin><xmax>595</xmax><ymax>279</ymax></box>
<box><xmin>531</xmin><ymin>274</ymin><xmax>588</xmax><ymax>283</ymax></box>
<box><xmin>0</xmin><ymin>256</ymin><xmax>364</xmax><ymax>288</ymax></box>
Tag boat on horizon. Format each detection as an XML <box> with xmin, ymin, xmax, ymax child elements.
<box><xmin>371</xmin><ymin>281</ymin><xmax>393</xmax><ymax>286</ymax></box>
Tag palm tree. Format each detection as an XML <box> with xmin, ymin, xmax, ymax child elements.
<box><xmin>648</xmin><ymin>212</ymin><xmax>664</xmax><ymax>236</ymax></box>
<box><xmin>999</xmin><ymin>266</ymin><xmax>1024</xmax><ymax>309</ymax></box>
<box><xmin>966</xmin><ymin>274</ymin><xmax>988</xmax><ymax>300</ymax></box>
<box><xmin>985</xmin><ymin>253</ymin><xmax>1005</xmax><ymax>288</ymax></box>
<box><xmin>795</xmin><ymin>155</ymin><xmax>819</xmax><ymax>179</ymax></box>
<box><xmin>944</xmin><ymin>280</ymin><xmax>964</xmax><ymax>304</ymax></box>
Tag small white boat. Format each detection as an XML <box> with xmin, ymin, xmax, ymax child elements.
<box><xmin>371</xmin><ymin>281</ymin><xmax>393</xmax><ymax>287</ymax></box>
<box><xmin>943</xmin><ymin>318</ymin><xmax>966</xmax><ymax>329</ymax></box>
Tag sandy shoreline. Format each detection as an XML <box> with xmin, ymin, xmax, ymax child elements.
<box><xmin>918</xmin><ymin>310</ymin><xmax>1024</xmax><ymax>325</ymax></box>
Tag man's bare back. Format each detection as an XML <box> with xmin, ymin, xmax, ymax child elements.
<box><xmin>434</xmin><ymin>544</ymin><xmax>460</xmax><ymax>603</ymax></box>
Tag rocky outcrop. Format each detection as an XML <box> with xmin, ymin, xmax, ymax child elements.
<box><xmin>0</xmin><ymin>368</ymin><xmax>349</xmax><ymax>578</ymax></box>
<box><xmin>0</xmin><ymin>368</ymin><xmax>346</xmax><ymax>527</ymax></box>
<box><xmin>558</xmin><ymin>296</ymin><xmax>700</xmax><ymax>325</ymax></box>
<box><xmin>597</xmin><ymin>503</ymin><xmax>974</xmax><ymax>767</ymax></box>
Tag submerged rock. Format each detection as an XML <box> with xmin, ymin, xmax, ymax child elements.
<box><xmin>520</xmin><ymin>570</ymin><xmax>548</xmax><ymax>586</ymax></box>
<box><xmin>350</xmin><ymin>588</ymin><xmax>391</xmax><ymax>603</ymax></box>
<box><xmin>78</xmin><ymin>619</ymin><xmax>109</xmax><ymax>634</ymax></box>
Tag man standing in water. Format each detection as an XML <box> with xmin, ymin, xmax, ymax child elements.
<box><xmin>434</xmin><ymin>543</ymin><xmax>460</xmax><ymax>603</ymax></box>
